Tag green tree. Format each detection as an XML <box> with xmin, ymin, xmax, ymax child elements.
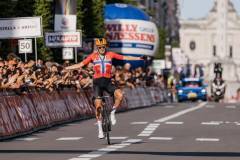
<box><xmin>14</xmin><ymin>0</ymin><xmax>35</xmax><ymax>17</ymax></box>
<box><xmin>171</xmin><ymin>39</ymin><xmax>180</xmax><ymax>48</ymax></box>
<box><xmin>155</xmin><ymin>28</ymin><xmax>167</xmax><ymax>59</ymax></box>
<box><xmin>77</xmin><ymin>0</ymin><xmax>84</xmax><ymax>30</ymax></box>
<box><xmin>34</xmin><ymin>0</ymin><xmax>54</xmax><ymax>61</ymax></box>
<box><xmin>81</xmin><ymin>0</ymin><xmax>105</xmax><ymax>38</ymax></box>
<box><xmin>0</xmin><ymin>1</ymin><xmax>16</xmax><ymax>56</ymax></box>
<box><xmin>0</xmin><ymin>0</ymin><xmax>15</xmax><ymax>18</ymax></box>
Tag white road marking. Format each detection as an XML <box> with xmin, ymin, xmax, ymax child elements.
<box><xmin>138</xmin><ymin>123</ymin><xmax>160</xmax><ymax>137</ymax></box>
<box><xmin>212</xmin><ymin>121</ymin><xmax>223</xmax><ymax>123</ymax></box>
<box><xmin>205</xmin><ymin>105</ymin><xmax>215</xmax><ymax>108</ymax></box>
<box><xmin>234</xmin><ymin>122</ymin><xmax>240</xmax><ymax>125</ymax></box>
<box><xmin>117</xmin><ymin>143</ymin><xmax>131</xmax><ymax>146</ymax></box>
<box><xmin>155</xmin><ymin>102</ymin><xmax>207</xmax><ymax>123</ymax></box>
<box><xmin>137</xmin><ymin>103</ymin><xmax>206</xmax><ymax>139</ymax></box>
<box><xmin>201</xmin><ymin>122</ymin><xmax>220</xmax><ymax>125</ymax></box>
<box><xmin>144</xmin><ymin>127</ymin><xmax>157</xmax><ymax>131</ymax></box>
<box><xmin>69</xmin><ymin>139</ymin><xmax>142</xmax><ymax>160</ymax></box>
<box><xmin>123</xmin><ymin>139</ymin><xmax>142</xmax><ymax>143</ymax></box>
<box><xmin>57</xmin><ymin>137</ymin><xmax>83</xmax><ymax>141</ymax></box>
<box><xmin>16</xmin><ymin>137</ymin><xmax>39</xmax><ymax>141</ymax></box>
<box><xmin>225</xmin><ymin>105</ymin><xmax>236</xmax><ymax>109</ymax></box>
<box><xmin>98</xmin><ymin>148</ymin><xmax>117</xmax><ymax>152</ymax></box>
<box><xmin>148</xmin><ymin>123</ymin><xmax>160</xmax><ymax>126</ymax></box>
<box><xmin>138</xmin><ymin>133</ymin><xmax>151</xmax><ymax>137</ymax></box>
<box><xmin>107</xmin><ymin>145</ymin><xmax>126</xmax><ymax>149</ymax></box>
<box><xmin>164</xmin><ymin>106</ymin><xmax>175</xmax><ymax>108</ymax></box>
<box><xmin>131</xmin><ymin>122</ymin><xmax>148</xmax><ymax>125</ymax></box>
<box><xmin>141</xmin><ymin>131</ymin><xmax>154</xmax><ymax>134</ymax></box>
<box><xmin>79</xmin><ymin>153</ymin><xmax>102</xmax><ymax>158</ymax></box>
<box><xmin>149</xmin><ymin>137</ymin><xmax>173</xmax><ymax>140</ymax></box>
<box><xmin>110</xmin><ymin>137</ymin><xmax>128</xmax><ymax>140</ymax></box>
<box><xmin>165</xmin><ymin>121</ymin><xmax>184</xmax><ymax>125</ymax></box>
<box><xmin>196</xmin><ymin>138</ymin><xmax>220</xmax><ymax>142</ymax></box>
<box><xmin>69</xmin><ymin>158</ymin><xmax>92</xmax><ymax>160</ymax></box>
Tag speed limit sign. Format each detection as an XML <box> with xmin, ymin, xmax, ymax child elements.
<box><xmin>18</xmin><ymin>39</ymin><xmax>32</xmax><ymax>53</ymax></box>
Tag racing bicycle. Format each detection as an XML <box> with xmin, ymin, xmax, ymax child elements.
<box><xmin>99</xmin><ymin>96</ymin><xmax>112</xmax><ymax>145</ymax></box>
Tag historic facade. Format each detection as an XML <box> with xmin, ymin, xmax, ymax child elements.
<box><xmin>179</xmin><ymin>0</ymin><xmax>240</xmax><ymax>81</ymax></box>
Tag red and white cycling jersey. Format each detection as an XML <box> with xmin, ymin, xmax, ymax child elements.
<box><xmin>82</xmin><ymin>51</ymin><xmax>124</xmax><ymax>79</ymax></box>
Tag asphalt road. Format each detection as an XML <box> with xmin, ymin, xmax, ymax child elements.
<box><xmin>0</xmin><ymin>102</ymin><xmax>240</xmax><ymax>160</ymax></box>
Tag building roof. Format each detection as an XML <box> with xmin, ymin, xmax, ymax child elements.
<box><xmin>210</xmin><ymin>0</ymin><xmax>236</xmax><ymax>13</ymax></box>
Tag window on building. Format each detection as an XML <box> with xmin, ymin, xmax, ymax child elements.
<box><xmin>230</xmin><ymin>46</ymin><xmax>233</xmax><ymax>58</ymax></box>
<box><xmin>189</xmin><ymin>41</ymin><xmax>196</xmax><ymax>51</ymax></box>
<box><xmin>213</xmin><ymin>45</ymin><xmax>216</xmax><ymax>56</ymax></box>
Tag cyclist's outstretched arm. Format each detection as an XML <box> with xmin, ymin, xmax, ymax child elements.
<box><xmin>65</xmin><ymin>62</ymin><xmax>85</xmax><ymax>70</ymax></box>
<box><xmin>111</xmin><ymin>52</ymin><xmax>142</xmax><ymax>61</ymax></box>
<box><xmin>123</xmin><ymin>56</ymin><xmax>142</xmax><ymax>61</ymax></box>
<box><xmin>65</xmin><ymin>54</ymin><xmax>93</xmax><ymax>70</ymax></box>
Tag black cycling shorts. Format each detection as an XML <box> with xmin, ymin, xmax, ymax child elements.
<box><xmin>93</xmin><ymin>77</ymin><xmax>117</xmax><ymax>99</ymax></box>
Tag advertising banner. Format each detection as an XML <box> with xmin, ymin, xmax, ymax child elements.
<box><xmin>54</xmin><ymin>0</ymin><xmax>77</xmax><ymax>31</ymax></box>
<box><xmin>105</xmin><ymin>19</ymin><xmax>159</xmax><ymax>56</ymax></box>
<box><xmin>0</xmin><ymin>17</ymin><xmax>42</xmax><ymax>39</ymax></box>
<box><xmin>45</xmin><ymin>31</ymin><xmax>82</xmax><ymax>48</ymax></box>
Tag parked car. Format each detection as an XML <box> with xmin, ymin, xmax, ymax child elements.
<box><xmin>176</xmin><ymin>78</ymin><xmax>207</xmax><ymax>102</ymax></box>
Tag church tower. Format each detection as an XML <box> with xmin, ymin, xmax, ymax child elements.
<box><xmin>216</xmin><ymin>0</ymin><xmax>228</xmax><ymax>59</ymax></box>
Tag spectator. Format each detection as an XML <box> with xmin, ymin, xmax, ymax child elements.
<box><xmin>0</xmin><ymin>58</ymin><xmax>166</xmax><ymax>92</ymax></box>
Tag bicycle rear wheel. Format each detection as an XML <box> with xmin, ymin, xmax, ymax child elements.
<box><xmin>106</xmin><ymin>127</ymin><xmax>110</xmax><ymax>145</ymax></box>
<box><xmin>102</xmin><ymin>106</ymin><xmax>111</xmax><ymax>145</ymax></box>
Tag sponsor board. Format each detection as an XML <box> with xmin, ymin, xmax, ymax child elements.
<box><xmin>105</xmin><ymin>19</ymin><xmax>159</xmax><ymax>56</ymax></box>
<box><xmin>0</xmin><ymin>17</ymin><xmax>42</xmax><ymax>39</ymax></box>
<box><xmin>45</xmin><ymin>31</ymin><xmax>82</xmax><ymax>47</ymax></box>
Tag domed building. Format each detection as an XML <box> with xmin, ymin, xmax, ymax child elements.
<box><xmin>179</xmin><ymin>0</ymin><xmax>240</xmax><ymax>99</ymax></box>
<box><xmin>180</xmin><ymin>0</ymin><xmax>240</xmax><ymax>82</ymax></box>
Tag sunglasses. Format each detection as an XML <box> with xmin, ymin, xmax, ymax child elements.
<box><xmin>97</xmin><ymin>46</ymin><xmax>106</xmax><ymax>50</ymax></box>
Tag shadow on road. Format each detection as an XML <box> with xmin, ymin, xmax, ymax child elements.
<box><xmin>0</xmin><ymin>150</ymin><xmax>240</xmax><ymax>157</ymax></box>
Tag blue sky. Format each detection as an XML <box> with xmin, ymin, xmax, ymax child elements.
<box><xmin>179</xmin><ymin>0</ymin><xmax>240</xmax><ymax>19</ymax></box>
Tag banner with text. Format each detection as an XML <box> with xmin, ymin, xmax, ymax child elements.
<box><xmin>0</xmin><ymin>17</ymin><xmax>42</xmax><ymax>39</ymax></box>
<box><xmin>45</xmin><ymin>31</ymin><xmax>82</xmax><ymax>48</ymax></box>
<box><xmin>105</xmin><ymin>19</ymin><xmax>159</xmax><ymax>56</ymax></box>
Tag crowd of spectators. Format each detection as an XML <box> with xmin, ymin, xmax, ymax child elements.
<box><xmin>0</xmin><ymin>57</ymin><xmax>165</xmax><ymax>93</ymax></box>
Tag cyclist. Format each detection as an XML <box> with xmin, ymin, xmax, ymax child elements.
<box><xmin>66</xmin><ymin>38</ymin><xmax>142</xmax><ymax>139</ymax></box>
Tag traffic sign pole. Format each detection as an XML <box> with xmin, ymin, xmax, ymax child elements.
<box><xmin>75</xmin><ymin>47</ymin><xmax>77</xmax><ymax>63</ymax></box>
<box><xmin>35</xmin><ymin>38</ymin><xmax>37</xmax><ymax>64</ymax></box>
<box><xmin>24</xmin><ymin>38</ymin><xmax>27</xmax><ymax>62</ymax></box>
<box><xmin>25</xmin><ymin>52</ymin><xmax>27</xmax><ymax>62</ymax></box>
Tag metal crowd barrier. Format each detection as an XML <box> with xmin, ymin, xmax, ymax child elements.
<box><xmin>0</xmin><ymin>87</ymin><xmax>166</xmax><ymax>140</ymax></box>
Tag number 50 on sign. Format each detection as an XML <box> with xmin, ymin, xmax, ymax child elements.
<box><xmin>18</xmin><ymin>39</ymin><xmax>32</xmax><ymax>54</ymax></box>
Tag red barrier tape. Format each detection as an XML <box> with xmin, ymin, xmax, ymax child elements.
<box><xmin>0</xmin><ymin>87</ymin><xmax>165</xmax><ymax>139</ymax></box>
